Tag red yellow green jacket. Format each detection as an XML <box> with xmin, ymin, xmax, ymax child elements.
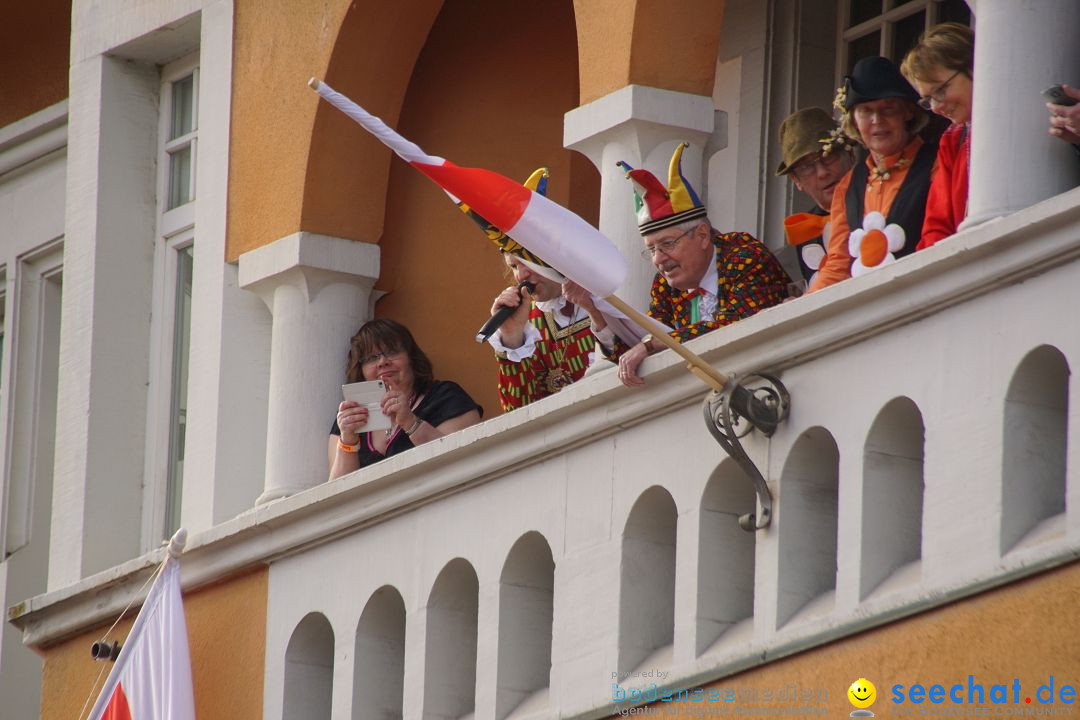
<box><xmin>602</xmin><ymin>229</ymin><xmax>789</xmax><ymax>358</ymax></box>
<box><xmin>490</xmin><ymin>301</ymin><xmax>596</xmax><ymax>412</ymax></box>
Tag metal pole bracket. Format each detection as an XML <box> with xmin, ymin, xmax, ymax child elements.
<box><xmin>701</xmin><ymin>372</ymin><xmax>790</xmax><ymax>531</ymax></box>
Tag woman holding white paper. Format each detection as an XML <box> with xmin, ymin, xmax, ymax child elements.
<box><xmin>328</xmin><ymin>319</ymin><xmax>482</xmax><ymax>480</ymax></box>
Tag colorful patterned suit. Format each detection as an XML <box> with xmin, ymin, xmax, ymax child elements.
<box><xmin>605</xmin><ymin>229</ymin><xmax>789</xmax><ymax>358</ymax></box>
<box><xmin>495</xmin><ymin>305</ymin><xmax>596</xmax><ymax>412</ymax></box>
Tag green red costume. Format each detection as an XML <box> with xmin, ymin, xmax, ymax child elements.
<box><xmin>493</xmin><ymin>303</ymin><xmax>596</xmax><ymax>411</ymax></box>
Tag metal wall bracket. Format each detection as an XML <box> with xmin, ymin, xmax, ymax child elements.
<box><xmin>701</xmin><ymin>372</ymin><xmax>790</xmax><ymax>531</ymax></box>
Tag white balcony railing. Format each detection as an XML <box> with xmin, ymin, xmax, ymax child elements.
<box><xmin>9</xmin><ymin>186</ymin><xmax>1080</xmax><ymax>720</ymax></box>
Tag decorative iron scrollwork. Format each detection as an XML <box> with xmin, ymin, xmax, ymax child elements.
<box><xmin>702</xmin><ymin>372</ymin><xmax>790</xmax><ymax>531</ymax></box>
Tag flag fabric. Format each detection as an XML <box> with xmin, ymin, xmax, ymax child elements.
<box><xmin>88</xmin><ymin>541</ymin><xmax>195</xmax><ymax>720</ymax></box>
<box><xmin>308</xmin><ymin>78</ymin><xmax>629</xmax><ymax>298</ymax></box>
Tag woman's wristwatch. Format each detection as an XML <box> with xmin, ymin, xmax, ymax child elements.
<box><xmin>404</xmin><ymin>417</ymin><xmax>423</xmax><ymax>436</ymax></box>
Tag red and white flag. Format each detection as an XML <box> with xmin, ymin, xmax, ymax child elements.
<box><xmin>87</xmin><ymin>533</ymin><xmax>195</xmax><ymax>720</ymax></box>
<box><xmin>308</xmin><ymin>78</ymin><xmax>629</xmax><ymax>298</ymax></box>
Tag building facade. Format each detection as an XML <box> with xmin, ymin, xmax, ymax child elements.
<box><xmin>3</xmin><ymin>0</ymin><xmax>1080</xmax><ymax>718</ymax></box>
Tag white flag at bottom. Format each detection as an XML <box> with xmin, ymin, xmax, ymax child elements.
<box><xmin>87</xmin><ymin>557</ymin><xmax>195</xmax><ymax>720</ymax></box>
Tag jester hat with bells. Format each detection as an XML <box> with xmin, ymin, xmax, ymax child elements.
<box><xmin>617</xmin><ymin>143</ymin><xmax>708</xmax><ymax>236</ymax></box>
<box><xmin>456</xmin><ymin>168</ymin><xmax>565</xmax><ymax>283</ymax></box>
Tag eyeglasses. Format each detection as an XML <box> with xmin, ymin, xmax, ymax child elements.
<box><xmin>640</xmin><ymin>227</ymin><xmax>696</xmax><ymax>260</ymax></box>
<box><xmin>790</xmin><ymin>151</ymin><xmax>845</xmax><ymax>179</ymax></box>
<box><xmin>918</xmin><ymin>70</ymin><xmax>963</xmax><ymax>110</ymax></box>
<box><xmin>853</xmin><ymin>101</ymin><xmax>907</xmax><ymax>121</ymax></box>
<box><xmin>360</xmin><ymin>348</ymin><xmax>404</xmax><ymax>366</ymax></box>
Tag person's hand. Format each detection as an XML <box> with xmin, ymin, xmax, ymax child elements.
<box><xmin>1048</xmin><ymin>84</ymin><xmax>1080</xmax><ymax>144</ymax></box>
<box><xmin>380</xmin><ymin>386</ymin><xmax>416</xmax><ymax>429</ymax></box>
<box><xmin>489</xmin><ymin>284</ymin><xmax>533</xmax><ymax>348</ymax></box>
<box><xmin>617</xmin><ymin>342</ymin><xmax>649</xmax><ymax>387</ymax></box>
<box><xmin>562</xmin><ymin>280</ymin><xmax>605</xmax><ymax>329</ymax></box>
<box><xmin>561</xmin><ymin>280</ymin><xmax>593</xmax><ymax>308</ymax></box>
<box><xmin>336</xmin><ymin>400</ymin><xmax>369</xmax><ymax>444</ymax></box>
<box><xmin>561</xmin><ymin>280</ymin><xmax>604</xmax><ymax>317</ymax></box>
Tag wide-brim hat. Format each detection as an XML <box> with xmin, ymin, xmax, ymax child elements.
<box><xmin>617</xmin><ymin>143</ymin><xmax>708</xmax><ymax>235</ymax></box>
<box><xmin>775</xmin><ymin>107</ymin><xmax>854</xmax><ymax>176</ymax></box>
<box><xmin>841</xmin><ymin>55</ymin><xmax>919</xmax><ymax>109</ymax></box>
<box><xmin>457</xmin><ymin>168</ymin><xmax>565</xmax><ymax>283</ymax></box>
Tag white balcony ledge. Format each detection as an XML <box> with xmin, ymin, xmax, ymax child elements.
<box><xmin>9</xmin><ymin>186</ymin><xmax>1080</xmax><ymax>719</ymax></box>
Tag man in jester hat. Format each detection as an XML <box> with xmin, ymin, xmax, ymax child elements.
<box><xmin>603</xmin><ymin>143</ymin><xmax>790</xmax><ymax>387</ymax></box>
<box><xmin>467</xmin><ymin>169</ymin><xmax>638</xmax><ymax>411</ymax></box>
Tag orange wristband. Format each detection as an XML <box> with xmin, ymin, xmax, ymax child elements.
<box><xmin>337</xmin><ymin>438</ymin><xmax>359</xmax><ymax>453</ymax></box>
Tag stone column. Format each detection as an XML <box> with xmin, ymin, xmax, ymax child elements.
<box><xmin>564</xmin><ymin>85</ymin><xmax>716</xmax><ymax>312</ymax></box>
<box><xmin>239</xmin><ymin>232</ymin><xmax>380</xmax><ymax>503</ymax></box>
<box><xmin>963</xmin><ymin>0</ymin><xmax>1080</xmax><ymax>228</ymax></box>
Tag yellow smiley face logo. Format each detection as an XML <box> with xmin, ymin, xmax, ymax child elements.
<box><xmin>848</xmin><ymin>678</ymin><xmax>876</xmax><ymax>709</ymax></box>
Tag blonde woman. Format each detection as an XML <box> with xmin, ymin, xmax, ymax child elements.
<box><xmin>902</xmin><ymin>22</ymin><xmax>975</xmax><ymax>249</ymax></box>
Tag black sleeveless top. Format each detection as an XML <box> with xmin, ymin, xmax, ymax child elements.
<box><xmin>845</xmin><ymin>139</ymin><xmax>937</xmax><ymax>259</ymax></box>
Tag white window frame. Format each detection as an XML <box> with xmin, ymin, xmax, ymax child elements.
<box><xmin>143</xmin><ymin>229</ymin><xmax>195</xmax><ymax>548</ymax></box>
<box><xmin>0</xmin><ymin>265</ymin><xmax>10</xmax><ymax>555</ymax></box>
<box><xmin>142</xmin><ymin>51</ymin><xmax>199</xmax><ymax>549</ymax></box>
<box><xmin>0</xmin><ymin>240</ymin><xmax>64</xmax><ymax>558</ymax></box>
<box><xmin>158</xmin><ymin>54</ymin><xmax>199</xmax><ymax>239</ymax></box>
<box><xmin>834</xmin><ymin>0</ymin><xmax>966</xmax><ymax>85</ymax></box>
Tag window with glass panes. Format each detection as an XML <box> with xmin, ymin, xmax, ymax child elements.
<box><xmin>164</xmin><ymin>243</ymin><xmax>193</xmax><ymax>537</ymax></box>
<box><xmin>837</xmin><ymin>0</ymin><xmax>971</xmax><ymax>80</ymax></box>
<box><xmin>152</xmin><ymin>55</ymin><xmax>198</xmax><ymax>543</ymax></box>
<box><xmin>165</xmin><ymin>71</ymin><xmax>197</xmax><ymax>210</ymax></box>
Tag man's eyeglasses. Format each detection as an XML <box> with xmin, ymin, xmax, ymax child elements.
<box><xmin>790</xmin><ymin>151</ymin><xmax>844</xmax><ymax>179</ymax></box>
<box><xmin>641</xmin><ymin>227</ymin><xmax>696</xmax><ymax>260</ymax></box>
<box><xmin>918</xmin><ymin>69</ymin><xmax>963</xmax><ymax>110</ymax></box>
<box><xmin>360</xmin><ymin>348</ymin><xmax>404</xmax><ymax>366</ymax></box>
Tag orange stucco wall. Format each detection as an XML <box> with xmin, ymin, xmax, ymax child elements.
<box><xmin>618</xmin><ymin>560</ymin><xmax>1080</xmax><ymax>718</ymax></box>
<box><xmin>227</xmin><ymin>0</ymin><xmax>724</xmax><ymax>257</ymax></box>
<box><xmin>0</xmin><ymin>0</ymin><xmax>71</xmax><ymax>129</ymax></box>
<box><xmin>38</xmin><ymin>567</ymin><xmax>267</xmax><ymax>720</ymax></box>
<box><xmin>574</xmin><ymin>0</ymin><xmax>725</xmax><ymax>103</ymax></box>
<box><xmin>227</xmin><ymin>0</ymin><xmax>444</xmax><ymax>260</ymax></box>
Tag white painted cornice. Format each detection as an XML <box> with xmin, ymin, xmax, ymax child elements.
<box><xmin>0</xmin><ymin>101</ymin><xmax>68</xmax><ymax>177</ymax></box>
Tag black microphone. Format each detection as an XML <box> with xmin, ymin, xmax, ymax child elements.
<box><xmin>476</xmin><ymin>281</ymin><xmax>536</xmax><ymax>343</ymax></box>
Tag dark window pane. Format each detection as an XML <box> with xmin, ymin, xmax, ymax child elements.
<box><xmin>849</xmin><ymin>0</ymin><xmax>883</xmax><ymax>27</ymax></box>
<box><xmin>170</xmin><ymin>74</ymin><xmax>194</xmax><ymax>140</ymax></box>
<box><xmin>939</xmin><ymin>0</ymin><xmax>972</xmax><ymax>26</ymax></box>
<box><xmin>848</xmin><ymin>30</ymin><xmax>882</xmax><ymax>74</ymax></box>
<box><xmin>892</xmin><ymin>10</ymin><xmax>927</xmax><ymax>64</ymax></box>
<box><xmin>167</xmin><ymin>145</ymin><xmax>192</xmax><ymax>209</ymax></box>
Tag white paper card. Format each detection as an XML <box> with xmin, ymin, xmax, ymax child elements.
<box><xmin>342</xmin><ymin>380</ymin><xmax>392</xmax><ymax>432</ymax></box>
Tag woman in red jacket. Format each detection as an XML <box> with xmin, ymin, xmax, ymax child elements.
<box><xmin>901</xmin><ymin>23</ymin><xmax>975</xmax><ymax>250</ymax></box>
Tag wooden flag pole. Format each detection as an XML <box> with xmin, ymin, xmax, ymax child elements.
<box><xmin>602</xmin><ymin>294</ymin><xmax>729</xmax><ymax>391</ymax></box>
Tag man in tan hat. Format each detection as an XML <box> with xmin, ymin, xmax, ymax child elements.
<box><xmin>775</xmin><ymin>108</ymin><xmax>857</xmax><ymax>288</ymax></box>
